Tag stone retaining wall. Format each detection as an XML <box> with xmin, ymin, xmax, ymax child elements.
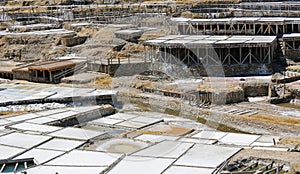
<box><xmin>240</xmin><ymin>82</ymin><xmax>269</xmax><ymax>97</ymax></box>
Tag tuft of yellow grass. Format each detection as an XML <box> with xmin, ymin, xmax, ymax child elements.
<box><xmin>277</xmin><ymin>137</ymin><xmax>300</xmax><ymax>146</ymax></box>
<box><xmin>162</xmin><ymin>85</ymin><xmax>177</xmax><ymax>91</ymax></box>
<box><xmin>197</xmin><ymin>83</ymin><xmax>240</xmax><ymax>92</ymax></box>
<box><xmin>131</xmin><ymin>81</ymin><xmax>153</xmax><ymax>89</ymax></box>
<box><xmin>250</xmin><ymin>114</ymin><xmax>300</xmax><ymax>125</ymax></box>
<box><xmin>0</xmin><ymin>111</ymin><xmax>28</xmax><ymax>117</ymax></box>
<box><xmin>95</xmin><ymin>76</ymin><xmax>112</xmax><ymax>85</ymax></box>
<box><xmin>287</xmin><ymin>66</ymin><xmax>300</xmax><ymax>73</ymax></box>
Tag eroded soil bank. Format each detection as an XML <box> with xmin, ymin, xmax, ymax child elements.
<box><xmin>118</xmin><ymin>92</ymin><xmax>300</xmax><ymax>136</ymax></box>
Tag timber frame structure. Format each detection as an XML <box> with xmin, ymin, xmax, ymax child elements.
<box><xmin>143</xmin><ymin>35</ymin><xmax>277</xmax><ymax>67</ymax></box>
<box><xmin>0</xmin><ymin>3</ymin><xmax>180</xmax><ymax>23</ymax></box>
<box><xmin>173</xmin><ymin>17</ymin><xmax>300</xmax><ymax>35</ymax></box>
<box><xmin>240</xmin><ymin>2</ymin><xmax>300</xmax><ymax>11</ymax></box>
<box><xmin>10</xmin><ymin>59</ymin><xmax>86</xmax><ymax>83</ymax></box>
<box><xmin>282</xmin><ymin>33</ymin><xmax>300</xmax><ymax>61</ymax></box>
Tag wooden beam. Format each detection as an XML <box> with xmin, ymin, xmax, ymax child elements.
<box><xmin>49</xmin><ymin>71</ymin><xmax>52</xmax><ymax>82</ymax></box>
<box><xmin>268</xmin><ymin>46</ymin><xmax>271</xmax><ymax>64</ymax></box>
<box><xmin>239</xmin><ymin>47</ymin><xmax>242</xmax><ymax>64</ymax></box>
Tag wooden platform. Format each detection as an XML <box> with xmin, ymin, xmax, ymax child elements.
<box><xmin>144</xmin><ymin>35</ymin><xmax>277</xmax><ymax>67</ymax></box>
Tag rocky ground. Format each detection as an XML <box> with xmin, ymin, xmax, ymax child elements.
<box><xmin>0</xmin><ymin>3</ymin><xmax>299</xmax><ymax>172</ymax></box>
<box><xmin>0</xmin><ymin>76</ymin><xmax>299</xmax><ymax>173</ymax></box>
<box><xmin>57</xmin><ymin>73</ymin><xmax>300</xmax><ymax>137</ymax></box>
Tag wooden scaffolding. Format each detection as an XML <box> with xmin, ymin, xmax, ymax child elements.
<box><xmin>143</xmin><ymin>35</ymin><xmax>277</xmax><ymax>67</ymax></box>
<box><xmin>174</xmin><ymin>17</ymin><xmax>300</xmax><ymax>35</ymax></box>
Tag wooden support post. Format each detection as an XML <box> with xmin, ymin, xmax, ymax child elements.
<box><xmin>152</xmin><ymin>47</ymin><xmax>155</xmax><ymax>62</ymax></box>
<box><xmin>206</xmin><ymin>48</ymin><xmax>208</xmax><ymax>65</ymax></box>
<box><xmin>166</xmin><ymin>48</ymin><xmax>169</xmax><ymax>63</ymax></box>
<box><xmin>268</xmin><ymin>46</ymin><xmax>271</xmax><ymax>64</ymax></box>
<box><xmin>49</xmin><ymin>71</ymin><xmax>52</xmax><ymax>82</ymax></box>
<box><xmin>164</xmin><ymin>46</ymin><xmax>167</xmax><ymax>63</ymax></box>
<box><xmin>271</xmin><ymin>46</ymin><xmax>274</xmax><ymax>62</ymax></box>
<box><xmin>197</xmin><ymin>48</ymin><xmax>200</xmax><ymax>64</ymax></box>
<box><xmin>239</xmin><ymin>47</ymin><xmax>242</xmax><ymax>64</ymax></box>
<box><xmin>144</xmin><ymin>46</ymin><xmax>147</xmax><ymax>62</ymax></box>
<box><xmin>187</xmin><ymin>49</ymin><xmax>190</xmax><ymax>66</ymax></box>
<box><xmin>282</xmin><ymin>41</ymin><xmax>286</xmax><ymax>56</ymax></box>
<box><xmin>35</xmin><ymin>71</ymin><xmax>38</xmax><ymax>82</ymax></box>
<box><xmin>255</xmin><ymin>47</ymin><xmax>260</xmax><ymax>63</ymax></box>
<box><xmin>228</xmin><ymin>48</ymin><xmax>231</xmax><ymax>65</ymax></box>
<box><xmin>43</xmin><ymin>70</ymin><xmax>45</xmax><ymax>81</ymax></box>
<box><xmin>153</xmin><ymin>46</ymin><xmax>156</xmax><ymax>62</ymax></box>
<box><xmin>249</xmin><ymin>48</ymin><xmax>252</xmax><ymax>64</ymax></box>
<box><xmin>260</xmin><ymin>46</ymin><xmax>263</xmax><ymax>62</ymax></box>
<box><xmin>148</xmin><ymin>47</ymin><xmax>150</xmax><ymax>62</ymax></box>
<box><xmin>293</xmin><ymin>40</ymin><xmax>296</xmax><ymax>49</ymax></box>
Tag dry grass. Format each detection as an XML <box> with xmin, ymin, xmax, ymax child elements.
<box><xmin>250</xmin><ymin>114</ymin><xmax>300</xmax><ymax>125</ymax></box>
<box><xmin>77</xmin><ymin>27</ymin><xmax>98</xmax><ymax>38</ymax></box>
<box><xmin>139</xmin><ymin>130</ymin><xmax>163</xmax><ymax>135</ymax></box>
<box><xmin>278</xmin><ymin>137</ymin><xmax>300</xmax><ymax>146</ymax></box>
<box><xmin>0</xmin><ymin>111</ymin><xmax>27</xmax><ymax>117</ymax></box>
<box><xmin>197</xmin><ymin>83</ymin><xmax>240</xmax><ymax>92</ymax></box>
<box><xmin>122</xmin><ymin>43</ymin><xmax>144</xmax><ymax>53</ymax></box>
<box><xmin>131</xmin><ymin>81</ymin><xmax>153</xmax><ymax>89</ymax></box>
<box><xmin>287</xmin><ymin>66</ymin><xmax>300</xmax><ymax>73</ymax></box>
<box><xmin>162</xmin><ymin>85</ymin><xmax>177</xmax><ymax>91</ymax></box>
<box><xmin>197</xmin><ymin>84</ymin><xmax>214</xmax><ymax>91</ymax></box>
<box><xmin>169</xmin><ymin>99</ymin><xmax>181</xmax><ymax>105</ymax></box>
<box><xmin>95</xmin><ymin>76</ymin><xmax>112</xmax><ymax>85</ymax></box>
<box><xmin>139</xmin><ymin>125</ymin><xmax>192</xmax><ymax>136</ymax></box>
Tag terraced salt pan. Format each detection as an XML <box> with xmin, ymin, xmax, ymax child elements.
<box><xmin>37</xmin><ymin>138</ymin><xmax>85</xmax><ymax>152</ymax></box>
<box><xmin>5</xmin><ymin>113</ymin><xmax>41</xmax><ymax>122</ymax></box>
<box><xmin>134</xmin><ymin>134</ymin><xmax>179</xmax><ymax>143</ymax></box>
<box><xmin>132</xmin><ymin>141</ymin><xmax>193</xmax><ymax>159</ymax></box>
<box><xmin>16</xmin><ymin>166</ymin><xmax>106</xmax><ymax>174</ymax></box>
<box><xmin>107</xmin><ymin>156</ymin><xmax>175</xmax><ymax>174</ymax></box>
<box><xmin>174</xmin><ymin>144</ymin><xmax>241</xmax><ymax>168</ymax></box>
<box><xmin>26</xmin><ymin>117</ymin><xmax>58</xmax><ymax>124</ymax></box>
<box><xmin>163</xmin><ymin>166</ymin><xmax>215</xmax><ymax>174</ymax></box>
<box><xmin>0</xmin><ymin>133</ymin><xmax>52</xmax><ymax>149</ymax></box>
<box><xmin>7</xmin><ymin>122</ymin><xmax>61</xmax><ymax>134</ymax></box>
<box><xmin>219</xmin><ymin>133</ymin><xmax>260</xmax><ymax>146</ymax></box>
<box><xmin>14</xmin><ymin>148</ymin><xmax>65</xmax><ymax>164</ymax></box>
<box><xmin>46</xmin><ymin>150</ymin><xmax>123</xmax><ymax>167</ymax></box>
<box><xmin>192</xmin><ymin>130</ymin><xmax>227</xmax><ymax>140</ymax></box>
<box><xmin>0</xmin><ymin>145</ymin><xmax>25</xmax><ymax>159</ymax></box>
<box><xmin>48</xmin><ymin>127</ymin><xmax>106</xmax><ymax>141</ymax></box>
